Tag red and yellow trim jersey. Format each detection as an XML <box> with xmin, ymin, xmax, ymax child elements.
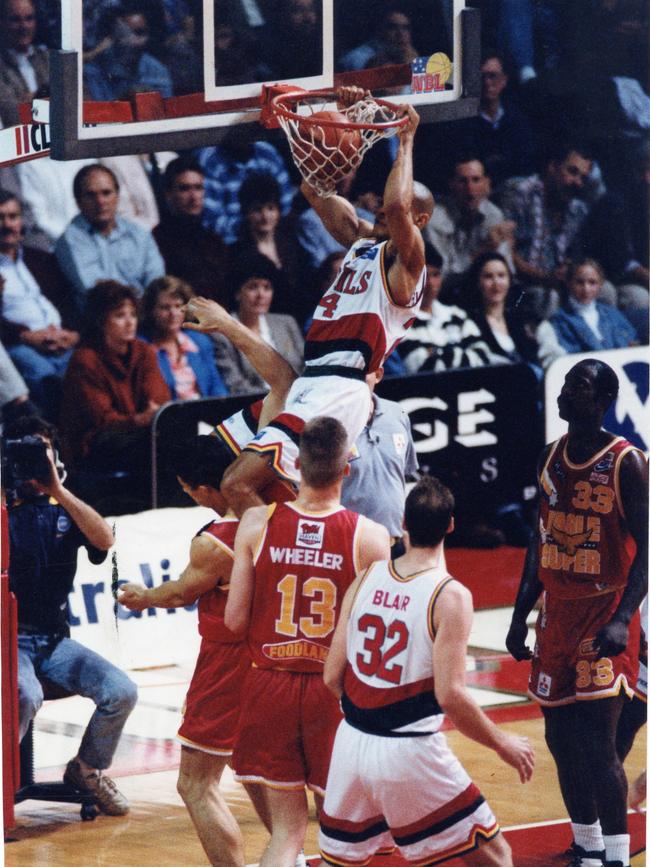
<box><xmin>196</xmin><ymin>516</ymin><xmax>239</xmax><ymax>643</ymax></box>
<box><xmin>538</xmin><ymin>434</ymin><xmax>641</xmax><ymax>599</ymax></box>
<box><xmin>248</xmin><ymin>502</ymin><xmax>362</xmax><ymax>672</ymax></box>
<box><xmin>304</xmin><ymin>238</ymin><xmax>425</xmax><ymax>375</ymax></box>
<box><xmin>342</xmin><ymin>559</ymin><xmax>452</xmax><ymax>735</ymax></box>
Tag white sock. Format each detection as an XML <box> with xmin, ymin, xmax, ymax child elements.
<box><xmin>603</xmin><ymin>833</ymin><xmax>629</xmax><ymax>864</ymax></box>
<box><xmin>572</xmin><ymin>820</ymin><xmax>604</xmax><ymax>853</ymax></box>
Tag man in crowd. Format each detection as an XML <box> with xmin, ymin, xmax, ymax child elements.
<box><xmin>424</xmin><ymin>155</ymin><xmax>514</xmax><ymax>298</ymax></box>
<box><xmin>153</xmin><ymin>156</ymin><xmax>231</xmax><ymax>304</ymax></box>
<box><xmin>318</xmin><ymin>475</ymin><xmax>534</xmax><ymax>866</ymax></box>
<box><xmin>452</xmin><ymin>52</ymin><xmax>537</xmax><ymax>188</ymax></box>
<box><xmin>507</xmin><ymin>358</ymin><xmax>647</xmax><ymax>867</ymax></box>
<box><xmin>500</xmin><ymin>143</ymin><xmax>593</xmax><ymax>316</ymax></box>
<box><xmin>0</xmin><ymin>189</ymin><xmax>78</xmax><ymax>416</ymax></box>
<box><xmin>5</xmin><ymin>414</ymin><xmax>137</xmax><ymax>815</ymax></box>
<box><xmin>55</xmin><ymin>164</ymin><xmax>165</xmax><ymax>309</ymax></box>
<box><xmin>0</xmin><ymin>0</ymin><xmax>49</xmax><ymax>126</ymax></box>
<box><xmin>225</xmin><ymin>416</ymin><xmax>390</xmax><ymax>866</ymax></box>
<box><xmin>83</xmin><ymin>1</ymin><xmax>173</xmax><ymax>101</ymax></box>
<box><xmin>399</xmin><ymin>242</ymin><xmax>497</xmax><ymax>372</ymax></box>
<box><xmin>217</xmin><ymin>91</ymin><xmax>432</xmax><ymax>516</ymax></box>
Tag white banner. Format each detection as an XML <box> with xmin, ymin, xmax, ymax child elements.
<box><xmin>0</xmin><ymin>122</ymin><xmax>50</xmax><ymax>166</ymax></box>
<box><xmin>545</xmin><ymin>347</ymin><xmax>650</xmax><ymax>450</ymax></box>
<box><xmin>68</xmin><ymin>505</ymin><xmax>215</xmax><ymax>671</ymax></box>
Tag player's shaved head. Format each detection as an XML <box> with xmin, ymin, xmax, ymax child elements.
<box><xmin>412</xmin><ymin>181</ymin><xmax>434</xmax><ymax>219</ymax></box>
<box><xmin>575</xmin><ymin>358</ymin><xmax>619</xmax><ymax>408</ymax></box>
<box><xmin>299</xmin><ymin>417</ymin><xmax>348</xmax><ymax>488</ymax></box>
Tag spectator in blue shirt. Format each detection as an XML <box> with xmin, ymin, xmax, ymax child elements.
<box><xmin>196</xmin><ymin>125</ymin><xmax>296</xmax><ymax>245</ymax></box>
<box><xmin>55</xmin><ymin>164</ymin><xmax>165</xmax><ymax>311</ymax></box>
<box><xmin>140</xmin><ymin>275</ymin><xmax>228</xmax><ymax>400</ymax></box>
<box><xmin>83</xmin><ymin>1</ymin><xmax>173</xmax><ymax>100</ymax></box>
<box><xmin>548</xmin><ymin>259</ymin><xmax>638</xmax><ymax>356</ymax></box>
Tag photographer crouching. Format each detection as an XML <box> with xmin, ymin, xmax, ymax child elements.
<box><xmin>3</xmin><ymin>415</ymin><xmax>137</xmax><ymax>816</ymax></box>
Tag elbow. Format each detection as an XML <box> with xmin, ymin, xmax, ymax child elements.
<box><xmin>436</xmin><ymin>684</ymin><xmax>465</xmax><ymax>715</ymax></box>
<box><xmin>98</xmin><ymin>527</ymin><xmax>115</xmax><ymax>551</ymax></box>
<box><xmin>323</xmin><ymin>667</ymin><xmax>343</xmax><ymax>697</ymax></box>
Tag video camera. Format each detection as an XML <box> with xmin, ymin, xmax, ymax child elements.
<box><xmin>1</xmin><ymin>435</ymin><xmax>65</xmax><ymax>493</ymax></box>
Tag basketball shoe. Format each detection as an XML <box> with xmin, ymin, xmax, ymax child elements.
<box><xmin>64</xmin><ymin>758</ymin><xmax>129</xmax><ymax>815</ymax></box>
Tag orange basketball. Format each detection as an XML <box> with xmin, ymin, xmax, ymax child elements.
<box><xmin>297</xmin><ymin>110</ymin><xmax>363</xmax><ymax>174</ymax></box>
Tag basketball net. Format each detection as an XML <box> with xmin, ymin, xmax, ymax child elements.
<box><xmin>274</xmin><ymin>94</ymin><xmax>404</xmax><ymax>198</ymax></box>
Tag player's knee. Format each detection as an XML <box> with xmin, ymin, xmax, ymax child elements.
<box><xmin>476</xmin><ymin>831</ymin><xmax>512</xmax><ymax>866</ymax></box>
<box><xmin>177</xmin><ymin>767</ymin><xmax>205</xmax><ymax>804</ymax></box>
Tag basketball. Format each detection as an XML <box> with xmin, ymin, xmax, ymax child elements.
<box><xmin>426</xmin><ymin>52</ymin><xmax>452</xmax><ymax>85</ymax></box>
<box><xmin>296</xmin><ymin>110</ymin><xmax>363</xmax><ymax>176</ymax></box>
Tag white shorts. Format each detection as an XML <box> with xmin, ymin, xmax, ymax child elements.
<box><xmin>319</xmin><ymin>721</ymin><xmax>499</xmax><ymax>866</ymax></box>
<box><xmin>244</xmin><ymin>374</ymin><xmax>371</xmax><ymax>484</ymax></box>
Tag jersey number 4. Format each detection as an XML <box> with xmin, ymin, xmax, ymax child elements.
<box><xmin>356</xmin><ymin>613</ymin><xmax>409</xmax><ymax>685</ymax></box>
<box><xmin>275</xmin><ymin>573</ymin><xmax>337</xmax><ymax>639</ymax></box>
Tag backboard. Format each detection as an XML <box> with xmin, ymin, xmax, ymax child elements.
<box><xmin>45</xmin><ymin>0</ymin><xmax>479</xmax><ymax>160</ymax></box>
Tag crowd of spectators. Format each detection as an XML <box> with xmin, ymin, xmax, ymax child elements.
<box><xmin>0</xmin><ymin>0</ymin><xmax>647</xmax><ymax>511</ymax></box>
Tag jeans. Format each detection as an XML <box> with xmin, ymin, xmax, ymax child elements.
<box><xmin>7</xmin><ymin>345</ymin><xmax>72</xmax><ymax>418</ymax></box>
<box><xmin>18</xmin><ymin>632</ymin><xmax>138</xmax><ymax>770</ymax></box>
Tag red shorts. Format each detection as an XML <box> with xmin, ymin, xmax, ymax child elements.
<box><xmin>177</xmin><ymin>638</ymin><xmax>251</xmax><ymax>755</ymax></box>
<box><xmin>232</xmin><ymin>667</ymin><xmax>342</xmax><ymax>794</ymax></box>
<box><xmin>529</xmin><ymin>589</ymin><xmax>640</xmax><ymax>706</ymax></box>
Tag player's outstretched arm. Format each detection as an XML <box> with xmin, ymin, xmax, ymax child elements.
<box><xmin>224</xmin><ymin>505</ymin><xmax>268</xmax><ymax>635</ymax></box>
<box><xmin>118</xmin><ymin>535</ymin><xmax>231</xmax><ymax>611</ymax></box>
<box><xmin>382</xmin><ymin>104</ymin><xmax>428</xmax><ymax>307</ymax></box>
<box><xmin>300</xmin><ymin>179</ymin><xmax>372</xmax><ymax>249</ymax></box>
<box><xmin>355</xmin><ymin>516</ymin><xmax>391</xmax><ymax>572</ymax></box>
<box><xmin>434</xmin><ymin>581</ymin><xmax>535</xmax><ymax>783</ymax></box>
<box><xmin>595</xmin><ymin>448</ymin><xmax>649</xmax><ymax>657</ymax></box>
<box><xmin>184</xmin><ymin>297</ymin><xmax>297</xmax><ymax>401</ymax></box>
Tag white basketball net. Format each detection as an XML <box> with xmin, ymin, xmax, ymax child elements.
<box><xmin>276</xmin><ymin>96</ymin><xmax>403</xmax><ymax>197</ymax></box>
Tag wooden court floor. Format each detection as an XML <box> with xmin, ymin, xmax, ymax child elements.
<box><xmin>5</xmin><ymin>716</ymin><xmax>646</xmax><ymax>866</ymax></box>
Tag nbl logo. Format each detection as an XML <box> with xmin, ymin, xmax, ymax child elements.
<box><xmin>296</xmin><ymin>519</ymin><xmax>325</xmax><ymax>549</ymax></box>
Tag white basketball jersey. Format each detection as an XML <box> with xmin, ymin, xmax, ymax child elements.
<box><xmin>304</xmin><ymin>238</ymin><xmax>425</xmax><ymax>376</ymax></box>
<box><xmin>342</xmin><ymin>559</ymin><xmax>452</xmax><ymax>735</ymax></box>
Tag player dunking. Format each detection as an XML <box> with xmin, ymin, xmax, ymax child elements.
<box><xmin>225</xmin><ymin>417</ymin><xmax>390</xmax><ymax>867</ymax></box>
<box><xmin>318</xmin><ymin>475</ymin><xmax>534</xmax><ymax>867</ymax></box>
<box><xmin>507</xmin><ymin>358</ymin><xmax>648</xmax><ymax>867</ymax></box>
<box><xmin>218</xmin><ymin>88</ymin><xmax>434</xmax><ymax>516</ymax></box>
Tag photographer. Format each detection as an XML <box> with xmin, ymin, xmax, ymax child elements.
<box><xmin>3</xmin><ymin>415</ymin><xmax>137</xmax><ymax>816</ymax></box>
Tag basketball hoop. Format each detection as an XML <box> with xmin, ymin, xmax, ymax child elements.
<box><xmin>266</xmin><ymin>88</ymin><xmax>408</xmax><ymax>197</ymax></box>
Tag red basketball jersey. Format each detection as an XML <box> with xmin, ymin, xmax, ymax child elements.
<box><xmin>196</xmin><ymin>516</ymin><xmax>239</xmax><ymax>642</ymax></box>
<box><xmin>538</xmin><ymin>434</ymin><xmax>641</xmax><ymax>599</ymax></box>
<box><xmin>248</xmin><ymin>502</ymin><xmax>362</xmax><ymax>672</ymax></box>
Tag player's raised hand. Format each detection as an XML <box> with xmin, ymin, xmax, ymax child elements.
<box><xmin>396</xmin><ymin>103</ymin><xmax>420</xmax><ymax>140</ymax></box>
<box><xmin>336</xmin><ymin>85</ymin><xmax>369</xmax><ymax>109</ymax></box>
<box><xmin>505</xmin><ymin>615</ymin><xmax>533</xmax><ymax>661</ymax></box>
<box><xmin>117</xmin><ymin>583</ymin><xmax>150</xmax><ymax>612</ymax></box>
<box><xmin>496</xmin><ymin>732</ymin><xmax>535</xmax><ymax>783</ymax></box>
<box><xmin>183</xmin><ymin>297</ymin><xmax>232</xmax><ymax>333</ymax></box>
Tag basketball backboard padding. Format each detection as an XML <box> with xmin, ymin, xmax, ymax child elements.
<box><xmin>48</xmin><ymin>8</ymin><xmax>480</xmax><ymax>160</ymax></box>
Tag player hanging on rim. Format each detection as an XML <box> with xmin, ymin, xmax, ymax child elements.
<box><xmin>213</xmin><ymin>86</ymin><xmax>434</xmax><ymax>516</ymax></box>
<box><xmin>318</xmin><ymin>475</ymin><xmax>534</xmax><ymax>867</ymax></box>
<box><xmin>506</xmin><ymin>358</ymin><xmax>648</xmax><ymax>867</ymax></box>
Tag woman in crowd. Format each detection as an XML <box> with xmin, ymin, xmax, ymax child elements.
<box><xmin>228</xmin><ymin>173</ymin><xmax>310</xmax><ymax>321</ymax></box>
<box><xmin>212</xmin><ymin>256</ymin><xmax>304</xmax><ymax>395</ymax></box>
<box><xmin>466</xmin><ymin>252</ymin><xmax>540</xmax><ymax>366</ymax></box>
<box><xmin>545</xmin><ymin>258</ymin><xmax>638</xmax><ymax>356</ymax></box>
<box><xmin>140</xmin><ymin>276</ymin><xmax>228</xmax><ymax>400</ymax></box>
<box><xmin>59</xmin><ymin>280</ymin><xmax>170</xmax><ymax>486</ymax></box>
